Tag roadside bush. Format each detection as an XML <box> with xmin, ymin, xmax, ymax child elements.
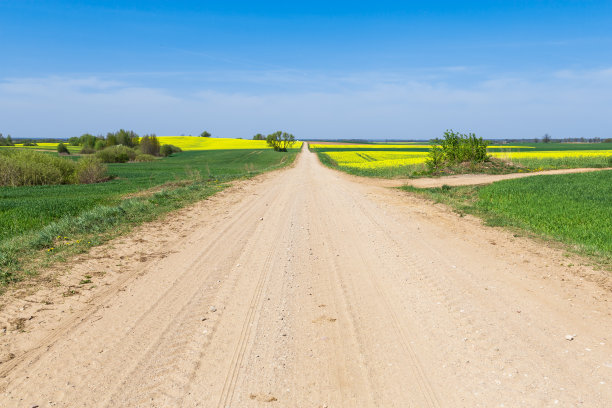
<box><xmin>160</xmin><ymin>144</ymin><xmax>182</xmax><ymax>157</ymax></box>
<box><xmin>57</xmin><ymin>142</ymin><xmax>70</xmax><ymax>155</ymax></box>
<box><xmin>0</xmin><ymin>149</ymin><xmax>77</xmax><ymax>186</ymax></box>
<box><xmin>426</xmin><ymin>145</ymin><xmax>445</xmax><ymax>172</ymax></box>
<box><xmin>134</xmin><ymin>153</ymin><xmax>157</xmax><ymax>162</ymax></box>
<box><xmin>95</xmin><ymin>145</ymin><xmax>137</xmax><ymax>163</ymax></box>
<box><xmin>75</xmin><ymin>156</ymin><xmax>107</xmax><ymax>184</ymax></box>
<box><xmin>427</xmin><ymin>130</ymin><xmax>489</xmax><ymax>172</ymax></box>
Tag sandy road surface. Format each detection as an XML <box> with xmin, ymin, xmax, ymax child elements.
<box><xmin>1</xmin><ymin>146</ymin><xmax>611</xmax><ymax>407</ymax></box>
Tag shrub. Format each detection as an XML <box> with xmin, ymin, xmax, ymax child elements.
<box><xmin>426</xmin><ymin>145</ymin><xmax>445</xmax><ymax>172</ymax></box>
<box><xmin>80</xmin><ymin>146</ymin><xmax>96</xmax><ymax>155</ymax></box>
<box><xmin>134</xmin><ymin>153</ymin><xmax>157</xmax><ymax>162</ymax></box>
<box><xmin>427</xmin><ymin>130</ymin><xmax>489</xmax><ymax>172</ymax></box>
<box><xmin>0</xmin><ymin>149</ymin><xmax>77</xmax><ymax>186</ymax></box>
<box><xmin>57</xmin><ymin>142</ymin><xmax>70</xmax><ymax>155</ymax></box>
<box><xmin>160</xmin><ymin>144</ymin><xmax>182</xmax><ymax>157</ymax></box>
<box><xmin>76</xmin><ymin>156</ymin><xmax>107</xmax><ymax>184</ymax></box>
<box><xmin>95</xmin><ymin>145</ymin><xmax>137</xmax><ymax>163</ymax></box>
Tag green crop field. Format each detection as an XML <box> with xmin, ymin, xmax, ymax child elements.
<box><xmin>403</xmin><ymin>170</ymin><xmax>612</xmax><ymax>259</ymax></box>
<box><xmin>0</xmin><ymin>148</ymin><xmax>298</xmax><ymax>286</ymax></box>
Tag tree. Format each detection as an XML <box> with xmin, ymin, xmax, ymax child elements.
<box><xmin>200</xmin><ymin>131</ymin><xmax>211</xmax><ymax>137</ymax></box>
<box><xmin>79</xmin><ymin>133</ymin><xmax>98</xmax><ymax>149</ymax></box>
<box><xmin>105</xmin><ymin>132</ymin><xmax>118</xmax><ymax>147</ymax></box>
<box><xmin>543</xmin><ymin>133</ymin><xmax>552</xmax><ymax>143</ymax></box>
<box><xmin>94</xmin><ymin>140</ymin><xmax>106</xmax><ymax>150</ymax></box>
<box><xmin>253</xmin><ymin>133</ymin><xmax>265</xmax><ymax>140</ymax></box>
<box><xmin>266</xmin><ymin>131</ymin><xmax>296</xmax><ymax>152</ymax></box>
<box><xmin>139</xmin><ymin>134</ymin><xmax>161</xmax><ymax>156</ymax></box>
<box><xmin>6</xmin><ymin>135</ymin><xmax>13</xmax><ymax>146</ymax></box>
<box><xmin>114</xmin><ymin>129</ymin><xmax>139</xmax><ymax>147</ymax></box>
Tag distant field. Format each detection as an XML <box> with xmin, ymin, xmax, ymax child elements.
<box><xmin>157</xmin><ymin>136</ymin><xmax>288</xmax><ymax>150</ymax></box>
<box><xmin>311</xmin><ymin>142</ymin><xmax>612</xmax><ymax>178</ymax></box>
<box><xmin>403</xmin><ymin>170</ymin><xmax>612</xmax><ymax>259</ymax></box>
<box><xmin>7</xmin><ymin>137</ymin><xmax>303</xmax><ymax>152</ymax></box>
<box><xmin>0</xmin><ymin>148</ymin><xmax>299</xmax><ymax>285</ymax></box>
<box><xmin>6</xmin><ymin>143</ymin><xmax>83</xmax><ymax>153</ymax></box>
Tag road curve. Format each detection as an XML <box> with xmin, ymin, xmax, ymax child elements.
<box><xmin>1</xmin><ymin>145</ymin><xmax>611</xmax><ymax>407</ymax></box>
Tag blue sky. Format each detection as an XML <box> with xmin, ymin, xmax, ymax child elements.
<box><xmin>1</xmin><ymin>1</ymin><xmax>611</xmax><ymax>139</ymax></box>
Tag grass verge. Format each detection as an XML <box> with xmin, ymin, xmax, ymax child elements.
<box><xmin>0</xmin><ymin>149</ymin><xmax>298</xmax><ymax>289</ymax></box>
<box><xmin>401</xmin><ymin>170</ymin><xmax>612</xmax><ymax>265</ymax></box>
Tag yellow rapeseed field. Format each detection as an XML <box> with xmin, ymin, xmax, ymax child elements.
<box><xmin>490</xmin><ymin>150</ymin><xmax>612</xmax><ymax>160</ymax></box>
<box><xmin>310</xmin><ymin>144</ymin><xmax>431</xmax><ymax>149</ymax></box>
<box><xmin>157</xmin><ymin>136</ymin><xmax>303</xmax><ymax>150</ymax></box>
<box><xmin>315</xmin><ymin>143</ymin><xmax>611</xmax><ymax>172</ymax></box>
<box><xmin>12</xmin><ymin>138</ymin><xmax>302</xmax><ymax>151</ymax></box>
<box><xmin>310</xmin><ymin>143</ymin><xmax>534</xmax><ymax>150</ymax></box>
<box><xmin>324</xmin><ymin>151</ymin><xmax>429</xmax><ymax>170</ymax></box>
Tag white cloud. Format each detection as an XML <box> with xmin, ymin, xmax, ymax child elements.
<box><xmin>1</xmin><ymin>69</ymin><xmax>611</xmax><ymax>139</ymax></box>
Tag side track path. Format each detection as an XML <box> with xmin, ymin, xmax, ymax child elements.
<box><xmin>351</xmin><ymin>167</ymin><xmax>612</xmax><ymax>188</ymax></box>
<box><xmin>1</xmin><ymin>146</ymin><xmax>611</xmax><ymax>407</ymax></box>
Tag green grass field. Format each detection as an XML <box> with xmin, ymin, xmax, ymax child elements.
<box><xmin>0</xmin><ymin>148</ymin><xmax>298</xmax><ymax>286</ymax></box>
<box><xmin>402</xmin><ymin>170</ymin><xmax>612</xmax><ymax>259</ymax></box>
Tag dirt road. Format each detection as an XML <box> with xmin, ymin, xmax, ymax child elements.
<box><xmin>1</xmin><ymin>146</ymin><xmax>611</xmax><ymax>407</ymax></box>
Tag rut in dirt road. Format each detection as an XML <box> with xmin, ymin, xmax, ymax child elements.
<box><xmin>2</xmin><ymin>145</ymin><xmax>611</xmax><ymax>407</ymax></box>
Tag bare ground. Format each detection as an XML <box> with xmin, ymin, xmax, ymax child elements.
<box><xmin>0</xmin><ymin>147</ymin><xmax>611</xmax><ymax>407</ymax></box>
